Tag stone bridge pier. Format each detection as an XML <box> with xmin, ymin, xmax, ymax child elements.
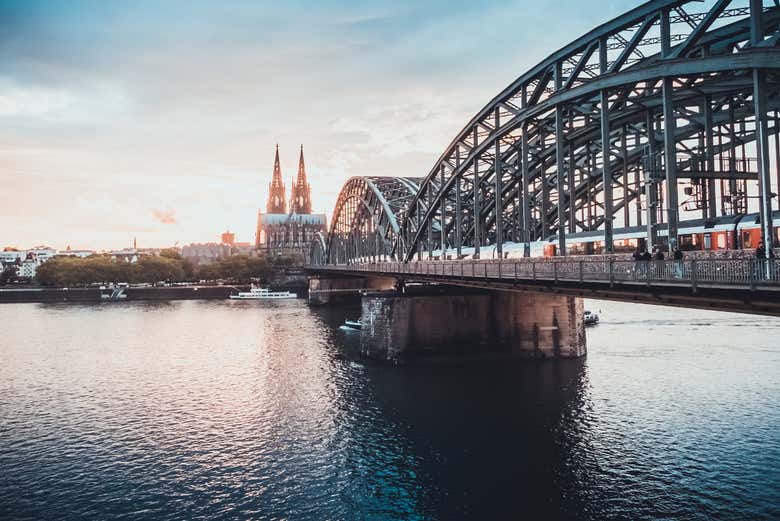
<box><xmin>309</xmin><ymin>274</ymin><xmax>586</xmax><ymax>362</ymax></box>
<box><xmin>359</xmin><ymin>289</ymin><xmax>586</xmax><ymax>362</ymax></box>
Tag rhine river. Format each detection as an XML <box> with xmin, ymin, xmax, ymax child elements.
<box><xmin>1</xmin><ymin>299</ymin><xmax>779</xmax><ymax>520</ymax></box>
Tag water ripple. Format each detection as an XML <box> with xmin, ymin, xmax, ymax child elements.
<box><xmin>0</xmin><ymin>300</ymin><xmax>779</xmax><ymax>520</ymax></box>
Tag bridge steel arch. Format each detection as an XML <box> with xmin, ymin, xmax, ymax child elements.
<box><xmin>396</xmin><ymin>0</ymin><xmax>780</xmax><ymax>262</ymax></box>
<box><xmin>318</xmin><ymin>176</ymin><xmax>423</xmax><ymax>265</ymax></box>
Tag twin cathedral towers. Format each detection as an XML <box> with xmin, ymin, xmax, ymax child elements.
<box><xmin>266</xmin><ymin>144</ymin><xmax>312</xmax><ymax>214</ymax></box>
<box><xmin>255</xmin><ymin>145</ymin><xmax>327</xmax><ymax>253</ymax></box>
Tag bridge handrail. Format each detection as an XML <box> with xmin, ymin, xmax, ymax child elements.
<box><xmin>311</xmin><ymin>258</ymin><xmax>780</xmax><ymax>287</ymax></box>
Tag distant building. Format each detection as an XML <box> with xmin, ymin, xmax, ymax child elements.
<box><xmin>233</xmin><ymin>242</ymin><xmax>253</xmax><ymax>255</ymax></box>
<box><xmin>3</xmin><ymin>247</ymin><xmax>56</xmax><ymax>279</ymax></box>
<box><xmin>255</xmin><ymin>145</ymin><xmax>327</xmax><ymax>255</ymax></box>
<box><xmin>181</xmin><ymin>243</ymin><xmax>232</xmax><ymax>265</ymax></box>
<box><xmin>221</xmin><ymin>230</ymin><xmax>235</xmax><ymax>246</ymax></box>
<box><xmin>27</xmin><ymin>246</ymin><xmax>57</xmax><ymax>263</ymax></box>
<box><xmin>0</xmin><ymin>253</ymin><xmax>22</xmax><ymax>280</ymax></box>
<box><xmin>0</xmin><ymin>249</ymin><xmax>24</xmax><ymax>265</ymax></box>
<box><xmin>59</xmin><ymin>245</ymin><xmax>95</xmax><ymax>258</ymax></box>
<box><xmin>18</xmin><ymin>253</ymin><xmax>38</xmax><ymax>278</ymax></box>
<box><xmin>3</xmin><ymin>245</ymin><xmax>96</xmax><ymax>280</ymax></box>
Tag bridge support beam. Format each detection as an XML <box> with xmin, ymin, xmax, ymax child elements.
<box><xmin>662</xmin><ymin>76</ymin><xmax>680</xmax><ymax>250</ymax></box>
<box><xmin>359</xmin><ymin>290</ymin><xmax>586</xmax><ymax>362</ymax></box>
<box><xmin>308</xmin><ymin>275</ymin><xmax>397</xmax><ymax>306</ymax></box>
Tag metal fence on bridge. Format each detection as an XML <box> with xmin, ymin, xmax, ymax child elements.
<box><xmin>316</xmin><ymin>258</ymin><xmax>780</xmax><ymax>289</ymax></box>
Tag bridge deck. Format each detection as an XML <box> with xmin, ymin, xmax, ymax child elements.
<box><xmin>308</xmin><ymin>258</ymin><xmax>780</xmax><ymax>316</ymax></box>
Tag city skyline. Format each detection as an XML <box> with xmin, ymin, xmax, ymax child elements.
<box><xmin>1</xmin><ymin>0</ymin><xmax>639</xmax><ymax>250</ymax></box>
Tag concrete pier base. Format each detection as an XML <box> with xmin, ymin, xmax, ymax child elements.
<box><xmin>360</xmin><ymin>290</ymin><xmax>585</xmax><ymax>361</ymax></box>
<box><xmin>308</xmin><ymin>275</ymin><xmax>397</xmax><ymax>305</ymax></box>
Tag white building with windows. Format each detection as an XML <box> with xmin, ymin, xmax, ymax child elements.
<box><xmin>0</xmin><ymin>250</ymin><xmax>24</xmax><ymax>264</ymax></box>
<box><xmin>58</xmin><ymin>247</ymin><xmax>95</xmax><ymax>258</ymax></box>
<box><xmin>17</xmin><ymin>257</ymin><xmax>38</xmax><ymax>278</ymax></box>
<box><xmin>27</xmin><ymin>246</ymin><xmax>57</xmax><ymax>263</ymax></box>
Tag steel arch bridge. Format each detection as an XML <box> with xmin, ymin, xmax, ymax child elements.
<box><xmin>317</xmin><ymin>176</ymin><xmax>424</xmax><ymax>264</ymax></box>
<box><xmin>314</xmin><ymin>0</ymin><xmax>780</xmax><ymax>266</ymax></box>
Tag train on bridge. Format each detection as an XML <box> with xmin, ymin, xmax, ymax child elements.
<box><xmin>531</xmin><ymin>211</ymin><xmax>780</xmax><ymax>257</ymax></box>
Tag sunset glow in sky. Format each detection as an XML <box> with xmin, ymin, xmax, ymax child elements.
<box><xmin>1</xmin><ymin>0</ymin><xmax>638</xmax><ymax>250</ymax></box>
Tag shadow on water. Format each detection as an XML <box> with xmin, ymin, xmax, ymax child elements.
<box><xmin>319</xmin><ymin>323</ymin><xmax>596</xmax><ymax>520</ymax></box>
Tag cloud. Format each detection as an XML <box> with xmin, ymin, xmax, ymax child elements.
<box><xmin>0</xmin><ymin>0</ymin><xmax>635</xmax><ymax>250</ymax></box>
<box><xmin>151</xmin><ymin>209</ymin><xmax>176</xmax><ymax>224</ymax></box>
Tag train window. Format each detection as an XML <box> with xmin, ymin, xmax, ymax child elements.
<box><xmin>703</xmin><ymin>233</ymin><xmax>711</xmax><ymax>250</ymax></box>
<box><xmin>717</xmin><ymin>233</ymin><xmax>725</xmax><ymax>249</ymax></box>
<box><xmin>679</xmin><ymin>234</ymin><xmax>696</xmax><ymax>250</ymax></box>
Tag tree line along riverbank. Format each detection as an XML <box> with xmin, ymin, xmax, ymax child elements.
<box><xmin>23</xmin><ymin>250</ymin><xmax>301</xmax><ymax>287</ymax></box>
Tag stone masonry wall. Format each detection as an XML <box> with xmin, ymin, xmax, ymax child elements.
<box><xmin>359</xmin><ymin>290</ymin><xmax>586</xmax><ymax>362</ymax></box>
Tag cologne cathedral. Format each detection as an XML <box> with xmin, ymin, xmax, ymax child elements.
<box><xmin>255</xmin><ymin>145</ymin><xmax>327</xmax><ymax>255</ymax></box>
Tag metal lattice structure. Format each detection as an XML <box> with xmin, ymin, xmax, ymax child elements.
<box><xmin>313</xmin><ymin>0</ymin><xmax>780</xmax><ymax>266</ymax></box>
<box><xmin>324</xmin><ymin>176</ymin><xmax>423</xmax><ymax>264</ymax></box>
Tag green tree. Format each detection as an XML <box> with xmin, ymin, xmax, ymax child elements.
<box><xmin>0</xmin><ymin>265</ymin><xmax>18</xmax><ymax>285</ymax></box>
<box><xmin>215</xmin><ymin>255</ymin><xmax>252</xmax><ymax>283</ymax></box>
<box><xmin>133</xmin><ymin>256</ymin><xmax>184</xmax><ymax>283</ymax></box>
<box><xmin>181</xmin><ymin>258</ymin><xmax>196</xmax><ymax>280</ymax></box>
<box><xmin>159</xmin><ymin>248</ymin><xmax>182</xmax><ymax>260</ymax></box>
<box><xmin>247</xmin><ymin>256</ymin><xmax>271</xmax><ymax>281</ymax></box>
<box><xmin>196</xmin><ymin>263</ymin><xmax>221</xmax><ymax>282</ymax></box>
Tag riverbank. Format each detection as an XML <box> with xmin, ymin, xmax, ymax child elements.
<box><xmin>0</xmin><ymin>285</ymin><xmax>271</xmax><ymax>304</ymax></box>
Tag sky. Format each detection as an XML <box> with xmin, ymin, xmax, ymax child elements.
<box><xmin>1</xmin><ymin>0</ymin><xmax>637</xmax><ymax>250</ymax></box>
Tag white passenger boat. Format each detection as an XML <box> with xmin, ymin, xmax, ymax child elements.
<box><xmin>229</xmin><ymin>286</ymin><xmax>296</xmax><ymax>300</ymax></box>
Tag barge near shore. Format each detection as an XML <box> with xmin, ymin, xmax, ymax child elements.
<box><xmin>0</xmin><ymin>285</ymin><xmax>244</xmax><ymax>304</ymax></box>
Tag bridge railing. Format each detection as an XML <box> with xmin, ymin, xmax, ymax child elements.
<box><xmin>317</xmin><ymin>258</ymin><xmax>780</xmax><ymax>287</ymax></box>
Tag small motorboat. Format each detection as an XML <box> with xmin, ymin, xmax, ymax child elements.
<box><xmin>339</xmin><ymin>319</ymin><xmax>362</xmax><ymax>332</ymax></box>
<box><xmin>584</xmin><ymin>310</ymin><xmax>600</xmax><ymax>326</ymax></box>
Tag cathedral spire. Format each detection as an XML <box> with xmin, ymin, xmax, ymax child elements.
<box><xmin>266</xmin><ymin>144</ymin><xmax>286</xmax><ymax>214</ymax></box>
<box><xmin>297</xmin><ymin>145</ymin><xmax>307</xmax><ymax>187</ymax></box>
<box><xmin>290</xmin><ymin>144</ymin><xmax>312</xmax><ymax>214</ymax></box>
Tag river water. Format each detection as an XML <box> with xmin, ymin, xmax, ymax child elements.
<box><xmin>1</xmin><ymin>299</ymin><xmax>779</xmax><ymax>520</ymax></box>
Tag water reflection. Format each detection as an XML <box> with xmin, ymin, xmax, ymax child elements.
<box><xmin>0</xmin><ymin>300</ymin><xmax>778</xmax><ymax>520</ymax></box>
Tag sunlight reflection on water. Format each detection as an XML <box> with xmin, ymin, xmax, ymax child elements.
<box><xmin>1</xmin><ymin>299</ymin><xmax>779</xmax><ymax>520</ymax></box>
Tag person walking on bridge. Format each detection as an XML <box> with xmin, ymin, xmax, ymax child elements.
<box><xmin>652</xmin><ymin>247</ymin><xmax>665</xmax><ymax>279</ymax></box>
<box><xmin>640</xmin><ymin>248</ymin><xmax>651</xmax><ymax>278</ymax></box>
<box><xmin>632</xmin><ymin>248</ymin><xmax>643</xmax><ymax>279</ymax></box>
<box><xmin>673</xmin><ymin>247</ymin><xmax>684</xmax><ymax>279</ymax></box>
<box><xmin>756</xmin><ymin>242</ymin><xmax>774</xmax><ymax>259</ymax></box>
<box><xmin>755</xmin><ymin>241</ymin><xmax>776</xmax><ymax>280</ymax></box>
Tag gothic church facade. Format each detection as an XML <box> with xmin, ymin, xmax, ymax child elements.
<box><xmin>255</xmin><ymin>145</ymin><xmax>327</xmax><ymax>255</ymax></box>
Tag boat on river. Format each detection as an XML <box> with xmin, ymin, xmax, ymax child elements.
<box><xmin>229</xmin><ymin>286</ymin><xmax>296</xmax><ymax>300</ymax></box>
<box><xmin>100</xmin><ymin>283</ymin><xmax>128</xmax><ymax>301</ymax></box>
<box><xmin>339</xmin><ymin>319</ymin><xmax>362</xmax><ymax>332</ymax></box>
<box><xmin>584</xmin><ymin>310</ymin><xmax>600</xmax><ymax>326</ymax></box>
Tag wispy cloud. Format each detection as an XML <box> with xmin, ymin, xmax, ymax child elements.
<box><xmin>151</xmin><ymin>209</ymin><xmax>176</xmax><ymax>225</ymax></box>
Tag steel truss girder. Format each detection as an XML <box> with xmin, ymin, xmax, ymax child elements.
<box><xmin>398</xmin><ymin>1</ymin><xmax>780</xmax><ymax>261</ymax></box>
<box><xmin>314</xmin><ymin>0</ymin><xmax>780</xmax><ymax>266</ymax></box>
<box><xmin>324</xmin><ymin>176</ymin><xmax>422</xmax><ymax>264</ymax></box>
